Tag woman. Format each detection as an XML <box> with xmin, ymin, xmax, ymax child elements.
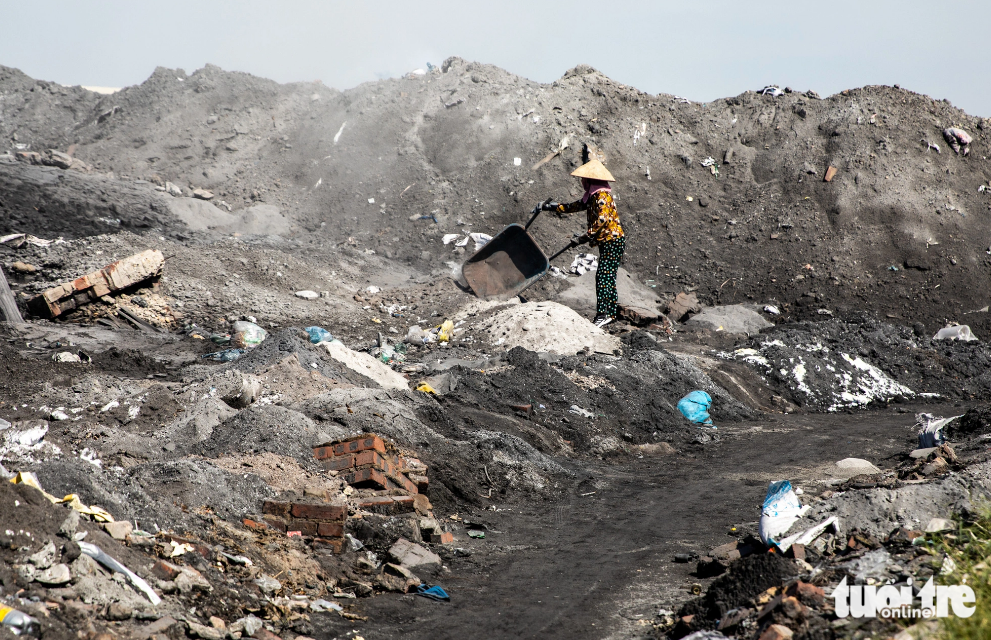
<box><xmin>536</xmin><ymin>154</ymin><xmax>624</xmax><ymax>328</ymax></box>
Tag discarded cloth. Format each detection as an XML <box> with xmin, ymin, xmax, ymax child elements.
<box><xmin>415</xmin><ymin>583</ymin><xmax>450</xmax><ymax>602</ymax></box>
<box><xmin>678</xmin><ymin>391</ymin><xmax>715</xmax><ymax>428</ymax></box>
<box><xmin>759</xmin><ymin>480</ymin><xmax>810</xmax><ymax>546</ymax></box>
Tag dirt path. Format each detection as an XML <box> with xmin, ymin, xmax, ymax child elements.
<box><xmin>305</xmin><ymin>406</ymin><xmax>932</xmax><ymax>639</ymax></box>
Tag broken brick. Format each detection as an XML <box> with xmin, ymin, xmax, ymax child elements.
<box><xmin>290</xmin><ymin>503</ymin><xmax>347</xmax><ymax>521</ymax></box>
<box><xmin>430</xmin><ymin>531</ymin><xmax>454</xmax><ymax>544</ymax></box>
<box><xmin>785</xmin><ymin>581</ymin><xmax>825</xmax><ymax>606</ymax></box>
<box><xmin>263</xmin><ymin>516</ymin><xmax>289</xmax><ymax>532</ymax></box>
<box><xmin>313</xmin><ymin>537</ymin><xmax>345</xmax><ymax>553</ymax></box>
<box><xmin>29</xmin><ymin>249</ymin><xmax>165</xmax><ymax>318</ymax></box>
<box><xmin>262</xmin><ymin>501</ymin><xmax>291</xmax><ymax>518</ymax></box>
<box><xmin>408</xmin><ymin>473</ymin><xmax>429</xmax><ymax>492</ymax></box>
<box><xmin>823</xmin><ymin>166</ymin><xmax>837</xmax><ymax>182</ymax></box>
<box><xmin>759</xmin><ymin>623</ymin><xmax>794</xmax><ymax>640</ymax></box>
<box><xmin>242</xmin><ymin>518</ymin><xmax>269</xmax><ymax>531</ymax></box>
<box><xmin>151</xmin><ymin>560</ymin><xmax>181</xmax><ymax>581</ymax></box>
<box><xmin>317</xmin><ymin>521</ymin><xmax>345</xmax><ymax>538</ymax></box>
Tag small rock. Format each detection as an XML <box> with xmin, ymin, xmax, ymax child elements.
<box><xmin>295</xmin><ymin>290</ymin><xmax>319</xmax><ymax>300</ymax></box>
<box><xmin>174</xmin><ymin>566</ymin><xmax>212</xmax><ymax>593</ymax></box>
<box><xmin>759</xmin><ymin>623</ymin><xmax>794</xmax><ymax>640</ymax></box>
<box><xmin>35</xmin><ymin>563</ymin><xmax>72</xmax><ymax>585</ymax></box>
<box><xmin>388</xmin><ymin>538</ymin><xmax>442</xmax><ymax>574</ymax></box>
<box><xmin>104</xmin><ymin>602</ymin><xmax>132</xmax><ymax>621</ymax></box>
<box><xmin>103</xmin><ymin>520</ymin><xmax>133</xmax><ymax>540</ymax></box>
<box><xmin>52</xmin><ymin>352</ymin><xmax>81</xmax><ymax>363</ymax></box>
<box><xmin>58</xmin><ymin>510</ymin><xmax>80</xmax><ymax>538</ymax></box>
<box><xmin>637</xmin><ymin>442</ymin><xmax>676</xmax><ymax>455</ymax></box>
<box><xmin>208</xmin><ymin>616</ymin><xmax>226</xmax><ymax>630</ymax></box>
<box><xmin>50</xmin><ymin>409</ymin><xmax>70</xmax><ymax>420</ymax></box>
<box><xmin>834</xmin><ymin>458</ymin><xmax>881</xmax><ymax>478</ymax></box>
<box><xmin>186</xmin><ymin>621</ymin><xmax>224</xmax><ymax>640</ymax></box>
<box><xmin>230</xmin><ymin>615</ymin><xmax>263</xmax><ymax>637</ymax></box>
<box><xmin>925</xmin><ymin>518</ymin><xmax>955</xmax><ymax>533</ymax></box>
<box><xmin>192</xmin><ymin>188</ymin><xmax>214</xmax><ymax>200</ymax></box>
<box><xmin>253</xmin><ymin>574</ymin><xmax>281</xmax><ymax>595</ymax></box>
<box><xmin>10</xmin><ymin>261</ymin><xmax>37</xmax><ymax>273</ymax></box>
<box><xmin>13</xmin><ymin>564</ymin><xmax>35</xmax><ymax>581</ymax></box>
<box><xmin>28</xmin><ymin>541</ymin><xmax>58</xmax><ymax>569</ymax></box>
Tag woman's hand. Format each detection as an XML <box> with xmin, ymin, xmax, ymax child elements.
<box><xmin>541</xmin><ymin>200</ymin><xmax>560</xmax><ymax>211</ymax></box>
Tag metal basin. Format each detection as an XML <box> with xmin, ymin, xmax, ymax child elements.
<box><xmin>462</xmin><ymin>224</ymin><xmax>549</xmax><ymax>299</ymax></box>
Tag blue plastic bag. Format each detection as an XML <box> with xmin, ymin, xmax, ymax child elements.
<box><xmin>677</xmin><ymin>390</ymin><xmax>715</xmax><ymax>427</ymax></box>
<box><xmin>304</xmin><ymin>326</ymin><xmax>334</xmax><ymax>344</ymax></box>
<box><xmin>415</xmin><ymin>583</ymin><xmax>450</xmax><ymax>602</ymax></box>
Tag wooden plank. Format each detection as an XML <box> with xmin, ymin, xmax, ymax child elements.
<box><xmin>0</xmin><ymin>266</ymin><xmax>24</xmax><ymax>323</ymax></box>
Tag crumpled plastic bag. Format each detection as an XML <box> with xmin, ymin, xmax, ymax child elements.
<box><xmin>759</xmin><ymin>480</ymin><xmax>810</xmax><ymax>546</ymax></box>
<box><xmin>916</xmin><ymin>413</ymin><xmax>962</xmax><ymax>448</ymax></box>
<box><xmin>231</xmin><ymin>321</ymin><xmax>267</xmax><ymax>348</ymax></box>
<box><xmin>677</xmin><ymin>391</ymin><xmax>715</xmax><ymax>427</ymax></box>
<box><xmin>304</xmin><ymin>326</ymin><xmax>334</xmax><ymax>344</ymax></box>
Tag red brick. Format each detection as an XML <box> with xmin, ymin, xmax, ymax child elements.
<box><xmin>333</xmin><ymin>435</ymin><xmax>386</xmax><ymax>457</ymax></box>
<box><xmin>321</xmin><ymin>454</ymin><xmax>356</xmax><ymax>472</ymax></box>
<box><xmin>290</xmin><ymin>503</ymin><xmax>347</xmax><ymax>521</ymax></box>
<box><xmin>431</xmin><ymin>531</ymin><xmax>454</xmax><ymax>544</ymax></box>
<box><xmin>358</xmin><ymin>495</ymin><xmax>415</xmax><ymax>515</ymax></box>
<box><xmin>343</xmin><ymin>466</ymin><xmax>389</xmax><ymax>490</ymax></box>
<box><xmin>387</xmin><ymin>471</ymin><xmax>419</xmax><ymax>495</ymax></box>
<box><xmin>318</xmin><ymin>521</ymin><xmax>345</xmax><ymax>537</ymax></box>
<box><xmin>262</xmin><ymin>500</ymin><xmax>291</xmax><ymax>518</ymax></box>
<box><xmin>408</xmin><ymin>473</ymin><xmax>429</xmax><ymax>492</ymax></box>
<box><xmin>294</xmin><ymin>520</ymin><xmax>319</xmax><ymax>536</ymax></box>
<box><xmin>823</xmin><ymin>166</ymin><xmax>837</xmax><ymax>183</ymax></box>
<box><xmin>312</xmin><ymin>445</ymin><xmax>336</xmax><ymax>460</ymax></box>
<box><xmin>242</xmin><ymin>518</ymin><xmax>269</xmax><ymax>531</ymax></box>
<box><xmin>253</xmin><ymin>629</ymin><xmax>283</xmax><ymax>640</ymax></box>
<box><xmin>263</xmin><ymin>516</ymin><xmax>288</xmax><ymax>532</ymax></box>
<box><xmin>151</xmin><ymin>560</ymin><xmax>181</xmax><ymax>581</ymax></box>
<box><xmin>357</xmin><ymin>496</ymin><xmax>395</xmax><ymax>513</ymax></box>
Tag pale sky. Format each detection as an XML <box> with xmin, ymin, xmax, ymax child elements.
<box><xmin>3</xmin><ymin>1</ymin><xmax>986</xmax><ymax>116</ymax></box>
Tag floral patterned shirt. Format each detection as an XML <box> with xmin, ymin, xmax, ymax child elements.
<box><xmin>556</xmin><ymin>191</ymin><xmax>624</xmax><ymax>246</ymax></box>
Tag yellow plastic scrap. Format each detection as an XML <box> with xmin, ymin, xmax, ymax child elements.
<box><xmin>9</xmin><ymin>472</ymin><xmax>115</xmax><ymax>522</ymax></box>
<box><xmin>416</xmin><ymin>383</ymin><xmax>437</xmax><ymax>394</ymax></box>
<box><xmin>437</xmin><ymin>320</ymin><xmax>454</xmax><ymax>342</ymax></box>
<box><xmin>57</xmin><ymin>495</ymin><xmax>114</xmax><ymax>523</ymax></box>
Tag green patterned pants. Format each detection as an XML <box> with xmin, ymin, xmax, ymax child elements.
<box><xmin>596</xmin><ymin>236</ymin><xmax>625</xmax><ymax>317</ymax></box>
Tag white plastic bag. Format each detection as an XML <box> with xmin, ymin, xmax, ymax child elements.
<box><xmin>759</xmin><ymin>480</ymin><xmax>810</xmax><ymax>546</ymax></box>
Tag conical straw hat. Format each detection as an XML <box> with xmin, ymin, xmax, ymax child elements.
<box><xmin>570</xmin><ymin>158</ymin><xmax>615</xmax><ymax>181</ymax></box>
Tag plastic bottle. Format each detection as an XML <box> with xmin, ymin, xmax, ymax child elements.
<box><xmin>0</xmin><ymin>606</ymin><xmax>41</xmax><ymax>636</ymax></box>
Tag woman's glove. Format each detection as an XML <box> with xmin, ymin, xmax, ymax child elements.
<box><xmin>542</xmin><ymin>201</ymin><xmax>560</xmax><ymax>211</ymax></box>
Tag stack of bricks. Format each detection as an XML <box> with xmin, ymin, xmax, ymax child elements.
<box><xmin>313</xmin><ymin>434</ymin><xmax>428</xmax><ymax>495</ymax></box>
<box><xmin>258</xmin><ymin>501</ymin><xmax>346</xmax><ymax>553</ymax></box>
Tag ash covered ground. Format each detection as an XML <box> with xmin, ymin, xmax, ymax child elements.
<box><xmin>1</xmin><ymin>59</ymin><xmax>991</xmax><ymax>640</ymax></box>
